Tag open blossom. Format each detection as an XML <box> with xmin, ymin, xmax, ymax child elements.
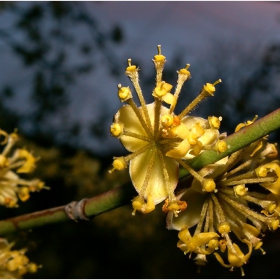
<box><xmin>110</xmin><ymin>45</ymin><xmax>224</xmax><ymax>215</ymax></box>
<box><xmin>167</xmin><ymin>121</ymin><xmax>280</xmax><ymax>276</ymax></box>
<box><xmin>0</xmin><ymin>238</ymin><xmax>39</xmax><ymax>278</ymax></box>
<box><xmin>0</xmin><ymin>130</ymin><xmax>47</xmax><ymax>208</ymax></box>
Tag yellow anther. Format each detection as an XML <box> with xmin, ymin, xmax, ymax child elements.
<box><xmin>28</xmin><ymin>263</ymin><xmax>39</xmax><ymax>273</ymax></box>
<box><xmin>178</xmin><ymin>64</ymin><xmax>191</xmax><ymax>76</ymax></box>
<box><xmin>161</xmin><ymin>114</ymin><xmax>174</xmax><ymax>127</ymax></box>
<box><xmin>269</xmin><ymin>219</ymin><xmax>279</xmax><ymax>231</ymax></box>
<box><xmin>203</xmin><ymin>79</ymin><xmax>222</xmax><ymax>96</ymax></box>
<box><xmin>267</xmin><ymin>203</ymin><xmax>276</xmax><ymax>214</ymax></box>
<box><xmin>254</xmin><ymin>241</ymin><xmax>266</xmax><ymax>255</ymax></box>
<box><xmin>235</xmin><ymin>115</ymin><xmax>258</xmax><ymax>132</ymax></box>
<box><xmin>18</xmin><ymin>187</ymin><xmax>30</xmax><ymax>202</ymax></box>
<box><xmin>255</xmin><ymin>166</ymin><xmax>268</xmax><ymax>177</ymax></box>
<box><xmin>153</xmin><ymin>45</ymin><xmax>166</xmax><ymax>62</ymax></box>
<box><xmin>218</xmin><ymin>222</ymin><xmax>231</xmax><ymax>235</ymax></box>
<box><xmin>5</xmin><ymin>197</ymin><xmax>17</xmax><ymax>208</ymax></box>
<box><xmin>215</xmin><ymin>140</ymin><xmax>228</xmax><ymax>153</ymax></box>
<box><xmin>162</xmin><ymin>198</ymin><xmax>187</xmax><ymax>217</ymax></box>
<box><xmin>153</xmin><ymin>81</ymin><xmax>173</xmax><ymax>98</ymax></box>
<box><xmin>10</xmin><ymin>131</ymin><xmax>19</xmax><ymax>142</ymax></box>
<box><xmin>117</xmin><ymin>84</ymin><xmax>132</xmax><ymax>102</ymax></box>
<box><xmin>109</xmin><ymin>157</ymin><xmax>127</xmax><ymax>173</ymax></box>
<box><xmin>132</xmin><ymin>195</ymin><xmax>155</xmax><ymax>215</ymax></box>
<box><xmin>126</xmin><ymin>59</ymin><xmax>137</xmax><ymax>72</ymax></box>
<box><xmin>202</xmin><ymin>179</ymin><xmax>216</xmax><ymax>193</ymax></box>
<box><xmin>208</xmin><ymin>116</ymin><xmax>222</xmax><ymax>129</ymax></box>
<box><xmin>110</xmin><ymin>123</ymin><xmax>123</xmax><ymax>137</ymax></box>
<box><xmin>254</xmin><ymin>241</ymin><xmax>263</xmax><ymax>250</ymax></box>
<box><xmin>207</xmin><ymin>239</ymin><xmax>219</xmax><ymax>250</ymax></box>
<box><xmin>190</xmin><ymin>141</ymin><xmax>203</xmax><ymax>156</ymax></box>
<box><xmin>0</xmin><ymin>154</ymin><xmax>8</xmax><ymax>168</ymax></box>
<box><xmin>16</xmin><ymin>149</ymin><xmax>36</xmax><ymax>173</ymax></box>
<box><xmin>191</xmin><ymin>123</ymin><xmax>205</xmax><ymax>138</ymax></box>
<box><xmin>234</xmin><ymin>184</ymin><xmax>248</xmax><ymax>197</ymax></box>
<box><xmin>0</xmin><ymin>129</ymin><xmax>8</xmax><ymax>144</ymax></box>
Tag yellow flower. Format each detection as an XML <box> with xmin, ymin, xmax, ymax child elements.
<box><xmin>167</xmin><ymin>133</ymin><xmax>279</xmax><ymax>275</ymax></box>
<box><xmin>0</xmin><ymin>130</ymin><xmax>47</xmax><ymax>208</ymax></box>
<box><xmin>0</xmin><ymin>238</ymin><xmax>40</xmax><ymax>278</ymax></box>
<box><xmin>110</xmin><ymin>45</ymin><xmax>222</xmax><ymax>215</ymax></box>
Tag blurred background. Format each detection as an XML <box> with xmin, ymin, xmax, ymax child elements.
<box><xmin>0</xmin><ymin>1</ymin><xmax>280</xmax><ymax>278</ymax></box>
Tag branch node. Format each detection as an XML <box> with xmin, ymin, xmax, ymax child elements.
<box><xmin>64</xmin><ymin>198</ymin><xmax>89</xmax><ymax>222</ymax></box>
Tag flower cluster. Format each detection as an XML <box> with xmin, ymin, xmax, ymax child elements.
<box><xmin>0</xmin><ymin>130</ymin><xmax>46</xmax><ymax>208</ymax></box>
<box><xmin>167</xmin><ymin>124</ymin><xmax>279</xmax><ymax>275</ymax></box>
<box><xmin>0</xmin><ymin>238</ymin><xmax>39</xmax><ymax>278</ymax></box>
<box><xmin>110</xmin><ymin>45</ymin><xmax>225</xmax><ymax>216</ymax></box>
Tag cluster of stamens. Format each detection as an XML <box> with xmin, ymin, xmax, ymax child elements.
<box><xmin>168</xmin><ymin>125</ymin><xmax>280</xmax><ymax>276</ymax></box>
<box><xmin>0</xmin><ymin>238</ymin><xmax>40</xmax><ymax>278</ymax></box>
<box><xmin>0</xmin><ymin>130</ymin><xmax>47</xmax><ymax>207</ymax></box>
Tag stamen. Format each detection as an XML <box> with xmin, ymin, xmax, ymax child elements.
<box><xmin>139</xmin><ymin>148</ymin><xmax>157</xmax><ymax>198</ymax></box>
<box><xmin>126</xmin><ymin>99</ymin><xmax>153</xmax><ymax>138</ymax></box>
<box><xmin>207</xmin><ymin>199</ymin><xmax>215</xmax><ymax>232</ymax></box>
<box><xmin>153</xmin><ymin>45</ymin><xmax>166</xmax><ymax>86</ymax></box>
<box><xmin>177</xmin><ymin>80</ymin><xmax>221</xmax><ymax>120</ymax></box>
<box><xmin>125</xmin><ymin>59</ymin><xmax>153</xmax><ymax>134</ymax></box>
<box><xmin>220</xmin><ymin>176</ymin><xmax>277</xmax><ymax>187</ymax></box>
<box><xmin>154</xmin><ymin>98</ymin><xmax>162</xmax><ymax>139</ymax></box>
<box><xmin>218</xmin><ymin>192</ymin><xmax>271</xmax><ymax>224</ymax></box>
<box><xmin>124</xmin><ymin>142</ymin><xmax>153</xmax><ymax>162</ymax></box>
<box><xmin>211</xmin><ymin>194</ymin><xmax>227</xmax><ymax>227</ymax></box>
<box><xmin>194</xmin><ymin>199</ymin><xmax>209</xmax><ymax>235</ymax></box>
<box><xmin>158</xmin><ymin>149</ymin><xmax>176</xmax><ymax>202</ymax></box>
<box><xmin>122</xmin><ymin>130</ymin><xmax>150</xmax><ymax>142</ymax></box>
<box><xmin>169</xmin><ymin>64</ymin><xmax>191</xmax><ymax>114</ymax></box>
<box><xmin>222</xmin><ymin>159</ymin><xmax>253</xmax><ymax>179</ymax></box>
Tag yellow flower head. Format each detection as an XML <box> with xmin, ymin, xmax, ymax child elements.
<box><xmin>0</xmin><ymin>130</ymin><xmax>47</xmax><ymax>208</ymax></box>
<box><xmin>0</xmin><ymin>238</ymin><xmax>40</xmax><ymax>278</ymax></box>
<box><xmin>110</xmin><ymin>45</ymin><xmax>223</xmax><ymax>215</ymax></box>
<box><xmin>167</xmin><ymin>135</ymin><xmax>279</xmax><ymax>276</ymax></box>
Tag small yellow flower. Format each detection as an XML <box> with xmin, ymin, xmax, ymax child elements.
<box><xmin>0</xmin><ymin>238</ymin><xmax>40</xmax><ymax>278</ymax></box>
<box><xmin>0</xmin><ymin>130</ymin><xmax>47</xmax><ymax>207</ymax></box>
<box><xmin>167</xmin><ymin>135</ymin><xmax>279</xmax><ymax>275</ymax></box>
<box><xmin>110</xmin><ymin>45</ymin><xmax>223</xmax><ymax>215</ymax></box>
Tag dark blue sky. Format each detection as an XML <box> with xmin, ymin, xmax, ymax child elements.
<box><xmin>1</xmin><ymin>2</ymin><xmax>280</xmax><ymax>155</ymax></box>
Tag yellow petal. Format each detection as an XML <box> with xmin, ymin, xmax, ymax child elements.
<box><xmin>115</xmin><ymin>105</ymin><xmax>148</xmax><ymax>152</ymax></box>
<box><xmin>129</xmin><ymin>148</ymin><xmax>178</xmax><ymax>204</ymax></box>
<box><xmin>162</xmin><ymin>92</ymin><xmax>176</xmax><ymax>105</ymax></box>
<box><xmin>166</xmin><ymin>139</ymin><xmax>191</xmax><ymax>158</ymax></box>
<box><xmin>168</xmin><ymin>188</ymin><xmax>206</xmax><ymax>230</ymax></box>
<box><xmin>260</xmin><ymin>161</ymin><xmax>280</xmax><ymax>195</ymax></box>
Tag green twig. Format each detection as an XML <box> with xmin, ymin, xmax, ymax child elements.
<box><xmin>0</xmin><ymin>108</ymin><xmax>279</xmax><ymax>236</ymax></box>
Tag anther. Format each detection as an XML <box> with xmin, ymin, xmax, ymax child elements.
<box><xmin>126</xmin><ymin>59</ymin><xmax>137</xmax><ymax>72</ymax></box>
<box><xmin>117</xmin><ymin>84</ymin><xmax>132</xmax><ymax>102</ymax></box>
<box><xmin>109</xmin><ymin>157</ymin><xmax>127</xmax><ymax>173</ymax></box>
<box><xmin>178</xmin><ymin>64</ymin><xmax>191</xmax><ymax>75</ymax></box>
<box><xmin>110</xmin><ymin>123</ymin><xmax>123</xmax><ymax>137</ymax></box>
<box><xmin>217</xmin><ymin>222</ymin><xmax>231</xmax><ymax>235</ymax></box>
